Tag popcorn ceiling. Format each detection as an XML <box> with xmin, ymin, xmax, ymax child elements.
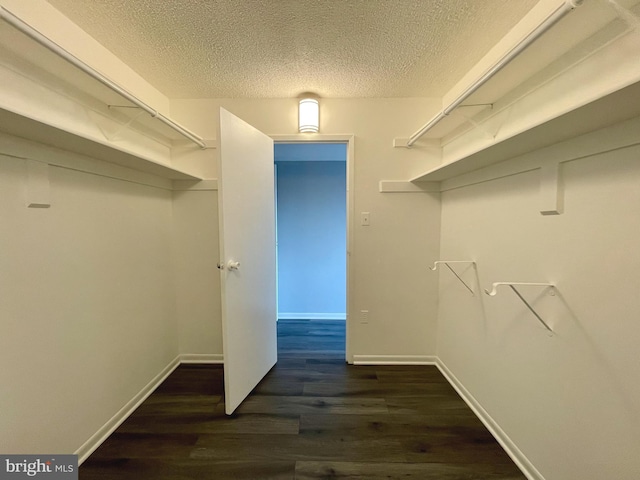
<box><xmin>46</xmin><ymin>0</ymin><xmax>537</xmax><ymax>99</ymax></box>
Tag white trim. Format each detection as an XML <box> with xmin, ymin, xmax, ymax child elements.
<box><xmin>441</xmin><ymin>119</ymin><xmax>640</xmax><ymax>193</ymax></box>
<box><xmin>75</xmin><ymin>356</ymin><xmax>181</xmax><ymax>465</ymax></box>
<box><xmin>172</xmin><ymin>179</ymin><xmax>219</xmax><ymax>191</ymax></box>
<box><xmin>271</xmin><ymin>134</ymin><xmax>355</xmax><ymax>365</ymax></box>
<box><xmin>435</xmin><ymin>358</ymin><xmax>544</xmax><ymax>480</ymax></box>
<box><xmin>0</xmin><ymin>131</ymin><xmax>222</xmax><ymax>192</ymax></box>
<box><xmin>278</xmin><ymin>313</ymin><xmax>346</xmax><ymax>321</ymax></box>
<box><xmin>74</xmin><ymin>351</ymin><xmax>540</xmax><ymax>480</ymax></box>
<box><xmin>0</xmin><ymin>131</ymin><xmax>174</xmax><ymax>190</ymax></box>
<box><xmin>352</xmin><ymin>355</ymin><xmax>437</xmax><ymax>365</ymax></box>
<box><xmin>379</xmin><ymin>181</ymin><xmax>440</xmax><ymax>193</ymax></box>
<box><xmin>75</xmin><ymin>354</ymin><xmax>225</xmax><ymax>465</ymax></box>
<box><xmin>179</xmin><ymin>353</ymin><xmax>224</xmax><ymax>364</ymax></box>
<box><xmin>350</xmin><ymin>354</ymin><xmax>540</xmax><ymax>478</ymax></box>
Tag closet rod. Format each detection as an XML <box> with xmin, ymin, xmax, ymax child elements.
<box><xmin>0</xmin><ymin>6</ymin><xmax>207</xmax><ymax>149</ymax></box>
<box><xmin>406</xmin><ymin>0</ymin><xmax>583</xmax><ymax>147</ymax></box>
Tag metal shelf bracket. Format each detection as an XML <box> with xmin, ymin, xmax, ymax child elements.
<box><xmin>429</xmin><ymin>260</ymin><xmax>476</xmax><ymax>296</ymax></box>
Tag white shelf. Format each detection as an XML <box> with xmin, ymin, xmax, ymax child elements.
<box><xmin>0</xmin><ymin>107</ymin><xmax>201</xmax><ymax>180</ymax></box>
<box><xmin>0</xmin><ymin>12</ymin><xmax>206</xmax><ymax>180</ymax></box>
<box><xmin>408</xmin><ymin>0</ymin><xmax>640</xmax><ymax>183</ymax></box>
<box><xmin>412</xmin><ymin>80</ymin><xmax>640</xmax><ymax>183</ymax></box>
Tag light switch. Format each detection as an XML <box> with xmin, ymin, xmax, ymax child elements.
<box><xmin>361</xmin><ymin>212</ymin><xmax>370</xmax><ymax>226</ymax></box>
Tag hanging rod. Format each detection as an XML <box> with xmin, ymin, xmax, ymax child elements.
<box><xmin>0</xmin><ymin>6</ymin><xmax>207</xmax><ymax>149</ymax></box>
<box><xmin>484</xmin><ymin>282</ymin><xmax>555</xmax><ymax>334</ymax></box>
<box><xmin>429</xmin><ymin>261</ymin><xmax>476</xmax><ymax>295</ymax></box>
<box><xmin>405</xmin><ymin>0</ymin><xmax>583</xmax><ymax>147</ymax></box>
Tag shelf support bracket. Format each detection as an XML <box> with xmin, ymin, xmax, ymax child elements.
<box><xmin>103</xmin><ymin>105</ymin><xmax>147</xmax><ymax>142</ymax></box>
<box><xmin>484</xmin><ymin>282</ymin><xmax>556</xmax><ymax>334</ymax></box>
<box><xmin>452</xmin><ymin>107</ymin><xmax>496</xmax><ymax>140</ymax></box>
<box><xmin>429</xmin><ymin>261</ymin><xmax>476</xmax><ymax>295</ymax></box>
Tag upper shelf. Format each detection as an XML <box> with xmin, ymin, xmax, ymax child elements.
<box><xmin>407</xmin><ymin>0</ymin><xmax>640</xmax><ymax>182</ymax></box>
<box><xmin>412</xmin><ymin>80</ymin><xmax>640</xmax><ymax>182</ymax></box>
<box><xmin>0</xmin><ymin>107</ymin><xmax>201</xmax><ymax>180</ymax></box>
<box><xmin>0</xmin><ymin>7</ymin><xmax>207</xmax><ymax>180</ymax></box>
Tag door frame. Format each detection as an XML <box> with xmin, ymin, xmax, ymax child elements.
<box><xmin>271</xmin><ymin>134</ymin><xmax>354</xmax><ymax>364</ymax></box>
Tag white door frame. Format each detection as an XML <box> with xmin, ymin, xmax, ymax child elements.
<box><xmin>271</xmin><ymin>134</ymin><xmax>355</xmax><ymax>364</ymax></box>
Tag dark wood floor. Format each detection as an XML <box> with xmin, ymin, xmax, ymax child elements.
<box><xmin>80</xmin><ymin>320</ymin><xmax>526</xmax><ymax>479</ymax></box>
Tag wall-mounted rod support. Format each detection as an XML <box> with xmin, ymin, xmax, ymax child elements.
<box><xmin>484</xmin><ymin>282</ymin><xmax>555</xmax><ymax>333</ymax></box>
<box><xmin>406</xmin><ymin>0</ymin><xmax>583</xmax><ymax>147</ymax></box>
<box><xmin>0</xmin><ymin>6</ymin><xmax>207</xmax><ymax>149</ymax></box>
<box><xmin>429</xmin><ymin>261</ymin><xmax>476</xmax><ymax>295</ymax></box>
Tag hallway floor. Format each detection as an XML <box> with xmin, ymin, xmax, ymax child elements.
<box><xmin>79</xmin><ymin>320</ymin><xmax>525</xmax><ymax>479</ymax></box>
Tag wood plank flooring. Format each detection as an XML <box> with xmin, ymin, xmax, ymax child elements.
<box><xmin>80</xmin><ymin>320</ymin><xmax>526</xmax><ymax>479</ymax></box>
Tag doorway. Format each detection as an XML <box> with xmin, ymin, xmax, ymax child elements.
<box><xmin>274</xmin><ymin>141</ymin><xmax>349</xmax><ymax>358</ymax></box>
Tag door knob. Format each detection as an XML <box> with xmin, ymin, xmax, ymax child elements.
<box><xmin>227</xmin><ymin>260</ymin><xmax>240</xmax><ymax>270</ymax></box>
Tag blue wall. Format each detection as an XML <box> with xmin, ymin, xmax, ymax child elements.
<box><xmin>275</xmin><ymin>144</ymin><xmax>346</xmax><ymax>319</ymax></box>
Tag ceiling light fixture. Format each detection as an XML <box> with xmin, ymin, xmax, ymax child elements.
<box><xmin>298</xmin><ymin>94</ymin><xmax>319</xmax><ymax>133</ymax></box>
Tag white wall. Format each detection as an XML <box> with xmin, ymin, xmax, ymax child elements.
<box><xmin>171</xmin><ymin>97</ymin><xmax>443</xmax><ymax>360</ymax></box>
<box><xmin>437</xmin><ymin>116</ymin><xmax>640</xmax><ymax>480</ymax></box>
<box><xmin>0</xmin><ymin>136</ymin><xmax>178</xmax><ymax>455</ymax></box>
<box><xmin>172</xmin><ymin>185</ymin><xmax>222</xmax><ymax>355</ymax></box>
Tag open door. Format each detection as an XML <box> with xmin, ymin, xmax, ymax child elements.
<box><xmin>217</xmin><ymin>108</ymin><xmax>277</xmax><ymax>415</ymax></box>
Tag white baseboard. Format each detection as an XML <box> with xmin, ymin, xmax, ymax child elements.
<box><xmin>179</xmin><ymin>353</ymin><xmax>224</xmax><ymax>364</ymax></box>
<box><xmin>75</xmin><ymin>355</ymin><xmax>181</xmax><ymax>464</ymax></box>
<box><xmin>435</xmin><ymin>358</ymin><xmax>544</xmax><ymax>480</ymax></box>
<box><xmin>76</xmin><ymin>354</ymin><xmax>224</xmax><ymax>465</ymax></box>
<box><xmin>76</xmin><ymin>352</ymin><xmax>540</xmax><ymax>480</ymax></box>
<box><xmin>278</xmin><ymin>313</ymin><xmax>346</xmax><ymax>320</ymax></box>
<box><xmin>352</xmin><ymin>355</ymin><xmax>437</xmax><ymax>365</ymax></box>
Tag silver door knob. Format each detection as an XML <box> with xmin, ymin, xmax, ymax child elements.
<box><xmin>227</xmin><ymin>260</ymin><xmax>240</xmax><ymax>271</ymax></box>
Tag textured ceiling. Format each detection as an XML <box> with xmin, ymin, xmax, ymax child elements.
<box><xmin>45</xmin><ymin>0</ymin><xmax>538</xmax><ymax>99</ymax></box>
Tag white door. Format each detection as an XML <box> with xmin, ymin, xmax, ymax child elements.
<box><xmin>217</xmin><ymin>107</ymin><xmax>277</xmax><ymax>415</ymax></box>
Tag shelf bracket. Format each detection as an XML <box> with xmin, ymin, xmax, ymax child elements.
<box><xmin>103</xmin><ymin>105</ymin><xmax>147</xmax><ymax>142</ymax></box>
<box><xmin>452</xmin><ymin>107</ymin><xmax>496</xmax><ymax>140</ymax></box>
<box><xmin>429</xmin><ymin>260</ymin><xmax>476</xmax><ymax>295</ymax></box>
<box><xmin>484</xmin><ymin>282</ymin><xmax>556</xmax><ymax>334</ymax></box>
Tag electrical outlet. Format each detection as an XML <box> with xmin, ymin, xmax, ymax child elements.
<box><xmin>360</xmin><ymin>310</ymin><xmax>369</xmax><ymax>324</ymax></box>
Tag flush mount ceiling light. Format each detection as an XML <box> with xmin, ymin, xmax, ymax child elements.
<box><xmin>298</xmin><ymin>94</ymin><xmax>319</xmax><ymax>133</ymax></box>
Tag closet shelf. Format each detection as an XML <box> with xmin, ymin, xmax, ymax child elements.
<box><xmin>408</xmin><ymin>0</ymin><xmax>640</xmax><ymax>183</ymax></box>
<box><xmin>0</xmin><ymin>6</ymin><xmax>206</xmax><ymax>149</ymax></box>
<box><xmin>411</xmin><ymin>80</ymin><xmax>640</xmax><ymax>183</ymax></box>
<box><xmin>0</xmin><ymin>107</ymin><xmax>202</xmax><ymax>180</ymax></box>
<box><xmin>0</xmin><ymin>7</ymin><xmax>206</xmax><ymax>180</ymax></box>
